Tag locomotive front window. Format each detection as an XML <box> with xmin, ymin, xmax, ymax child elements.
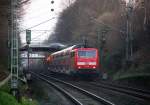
<box><xmin>78</xmin><ymin>50</ymin><xmax>96</xmax><ymax>58</ymax></box>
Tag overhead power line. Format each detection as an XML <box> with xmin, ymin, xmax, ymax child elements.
<box><xmin>21</xmin><ymin>29</ymin><xmax>52</xmax><ymax>46</ymax></box>
<box><xmin>20</xmin><ymin>17</ymin><xmax>57</xmax><ymax>33</ymax></box>
<box><xmin>28</xmin><ymin>30</ymin><xmax>53</xmax><ymax>31</ymax></box>
<box><xmin>26</xmin><ymin>17</ymin><xmax>57</xmax><ymax>30</ymax></box>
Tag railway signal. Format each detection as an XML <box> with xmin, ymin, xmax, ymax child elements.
<box><xmin>26</xmin><ymin>29</ymin><xmax>31</xmax><ymax>44</ymax></box>
<box><xmin>10</xmin><ymin>0</ymin><xmax>19</xmax><ymax>99</ymax></box>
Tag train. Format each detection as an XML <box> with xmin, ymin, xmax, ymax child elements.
<box><xmin>45</xmin><ymin>45</ymin><xmax>100</xmax><ymax>78</ymax></box>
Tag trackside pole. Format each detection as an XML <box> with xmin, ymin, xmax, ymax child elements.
<box><xmin>10</xmin><ymin>0</ymin><xmax>19</xmax><ymax>99</ymax></box>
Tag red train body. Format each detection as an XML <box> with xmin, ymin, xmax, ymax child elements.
<box><xmin>46</xmin><ymin>45</ymin><xmax>100</xmax><ymax>77</ymax></box>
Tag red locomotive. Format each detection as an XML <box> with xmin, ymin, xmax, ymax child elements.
<box><xmin>46</xmin><ymin>45</ymin><xmax>100</xmax><ymax>78</ymax></box>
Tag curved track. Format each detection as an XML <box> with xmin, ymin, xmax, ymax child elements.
<box><xmin>45</xmin><ymin>71</ymin><xmax>150</xmax><ymax>102</ymax></box>
<box><xmin>89</xmin><ymin>81</ymin><xmax>150</xmax><ymax>101</ymax></box>
<box><xmin>31</xmin><ymin>72</ymin><xmax>82</xmax><ymax>105</ymax></box>
<box><xmin>39</xmin><ymin>71</ymin><xmax>149</xmax><ymax>105</ymax></box>
<box><xmin>31</xmin><ymin>72</ymin><xmax>115</xmax><ymax>105</ymax></box>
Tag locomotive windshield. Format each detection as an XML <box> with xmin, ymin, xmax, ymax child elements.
<box><xmin>78</xmin><ymin>50</ymin><xmax>96</xmax><ymax>58</ymax></box>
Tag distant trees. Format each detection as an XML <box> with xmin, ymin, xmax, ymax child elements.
<box><xmin>0</xmin><ymin>0</ymin><xmax>11</xmax><ymax>67</ymax></box>
<box><xmin>48</xmin><ymin>0</ymin><xmax>150</xmax><ymax>74</ymax></box>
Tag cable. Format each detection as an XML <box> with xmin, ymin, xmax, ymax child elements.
<box><xmin>20</xmin><ymin>16</ymin><xmax>57</xmax><ymax>47</ymax></box>
<box><xmin>20</xmin><ymin>16</ymin><xmax>57</xmax><ymax>33</ymax></box>
<box><xmin>28</xmin><ymin>30</ymin><xmax>53</xmax><ymax>32</ymax></box>
<box><xmin>20</xmin><ymin>16</ymin><xmax>57</xmax><ymax>45</ymax></box>
<box><xmin>26</xmin><ymin>17</ymin><xmax>57</xmax><ymax>29</ymax></box>
<box><xmin>19</xmin><ymin>0</ymin><xmax>30</xmax><ymax>5</ymax></box>
<box><xmin>21</xmin><ymin>29</ymin><xmax>52</xmax><ymax>46</ymax></box>
<box><xmin>25</xmin><ymin>12</ymin><xmax>51</xmax><ymax>21</ymax></box>
<box><xmin>31</xmin><ymin>31</ymin><xmax>49</xmax><ymax>40</ymax></box>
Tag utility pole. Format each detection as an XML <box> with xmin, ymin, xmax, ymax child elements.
<box><xmin>26</xmin><ymin>29</ymin><xmax>31</xmax><ymax>81</ymax></box>
<box><xmin>97</xmin><ymin>25</ymin><xmax>108</xmax><ymax>79</ymax></box>
<box><xmin>26</xmin><ymin>29</ymin><xmax>31</xmax><ymax>70</ymax></box>
<box><xmin>126</xmin><ymin>0</ymin><xmax>134</xmax><ymax>65</ymax></box>
<box><xmin>10</xmin><ymin>0</ymin><xmax>19</xmax><ymax>98</ymax></box>
<box><xmin>97</xmin><ymin>25</ymin><xmax>109</xmax><ymax>65</ymax></box>
<box><xmin>82</xmin><ymin>36</ymin><xmax>87</xmax><ymax>48</ymax></box>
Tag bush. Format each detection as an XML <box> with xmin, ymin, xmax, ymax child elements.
<box><xmin>0</xmin><ymin>82</ymin><xmax>9</xmax><ymax>93</ymax></box>
<box><xmin>21</xmin><ymin>97</ymin><xmax>39</xmax><ymax>105</ymax></box>
<box><xmin>0</xmin><ymin>91</ymin><xmax>39</xmax><ymax>105</ymax></box>
<box><xmin>0</xmin><ymin>91</ymin><xmax>20</xmax><ymax>105</ymax></box>
<box><xmin>0</xmin><ymin>78</ymin><xmax>38</xmax><ymax>105</ymax></box>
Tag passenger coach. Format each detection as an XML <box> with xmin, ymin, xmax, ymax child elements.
<box><xmin>46</xmin><ymin>45</ymin><xmax>100</xmax><ymax>78</ymax></box>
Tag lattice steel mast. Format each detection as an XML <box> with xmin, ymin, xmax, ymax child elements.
<box><xmin>10</xmin><ymin>0</ymin><xmax>19</xmax><ymax>97</ymax></box>
<box><xmin>126</xmin><ymin>0</ymin><xmax>134</xmax><ymax>62</ymax></box>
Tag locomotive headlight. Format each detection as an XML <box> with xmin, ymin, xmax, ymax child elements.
<box><xmin>78</xmin><ymin>66</ymin><xmax>81</xmax><ymax>69</ymax></box>
<box><xmin>93</xmin><ymin>66</ymin><xmax>96</xmax><ymax>69</ymax></box>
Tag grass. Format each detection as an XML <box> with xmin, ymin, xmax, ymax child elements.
<box><xmin>0</xmin><ymin>91</ymin><xmax>38</xmax><ymax>105</ymax></box>
<box><xmin>0</xmin><ymin>81</ymin><xmax>10</xmax><ymax>93</ymax></box>
<box><xmin>21</xmin><ymin>97</ymin><xmax>39</xmax><ymax>105</ymax></box>
<box><xmin>0</xmin><ymin>82</ymin><xmax>39</xmax><ymax>105</ymax></box>
<box><xmin>0</xmin><ymin>91</ymin><xmax>20</xmax><ymax>105</ymax></box>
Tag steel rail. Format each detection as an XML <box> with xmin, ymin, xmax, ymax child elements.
<box><xmin>39</xmin><ymin>73</ymin><xmax>115</xmax><ymax>105</ymax></box>
<box><xmin>98</xmin><ymin>81</ymin><xmax>150</xmax><ymax>94</ymax></box>
<box><xmin>31</xmin><ymin>72</ymin><xmax>83</xmax><ymax>105</ymax></box>
<box><xmin>90</xmin><ymin>82</ymin><xmax>150</xmax><ymax>101</ymax></box>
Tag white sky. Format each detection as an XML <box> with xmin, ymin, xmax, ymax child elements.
<box><xmin>124</xmin><ymin>0</ymin><xmax>136</xmax><ymax>4</ymax></box>
<box><xmin>20</xmin><ymin>0</ymin><xmax>135</xmax><ymax>45</ymax></box>
<box><xmin>20</xmin><ymin>0</ymin><xmax>75</xmax><ymax>44</ymax></box>
<box><xmin>125</xmin><ymin>0</ymin><xmax>129</xmax><ymax>3</ymax></box>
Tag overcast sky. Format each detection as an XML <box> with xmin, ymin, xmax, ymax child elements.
<box><xmin>20</xmin><ymin>0</ymin><xmax>132</xmax><ymax>45</ymax></box>
<box><xmin>20</xmin><ymin>0</ymin><xmax>75</xmax><ymax>45</ymax></box>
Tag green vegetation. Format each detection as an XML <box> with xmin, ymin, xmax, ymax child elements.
<box><xmin>48</xmin><ymin>0</ymin><xmax>150</xmax><ymax>83</ymax></box>
<box><xmin>0</xmin><ymin>82</ymin><xmax>9</xmax><ymax>93</ymax></box>
<box><xmin>0</xmin><ymin>82</ymin><xmax>38</xmax><ymax>105</ymax></box>
<box><xmin>0</xmin><ymin>91</ymin><xmax>38</xmax><ymax>105</ymax></box>
<box><xmin>21</xmin><ymin>97</ymin><xmax>39</xmax><ymax>105</ymax></box>
<box><xmin>0</xmin><ymin>91</ymin><xmax>20</xmax><ymax>105</ymax></box>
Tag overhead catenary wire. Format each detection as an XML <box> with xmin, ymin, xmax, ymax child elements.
<box><xmin>28</xmin><ymin>30</ymin><xmax>53</xmax><ymax>32</ymax></box>
<box><xmin>20</xmin><ymin>29</ymin><xmax>54</xmax><ymax>45</ymax></box>
<box><xmin>20</xmin><ymin>0</ymin><xmax>74</xmax><ymax>46</ymax></box>
<box><xmin>20</xmin><ymin>16</ymin><xmax>57</xmax><ymax>46</ymax></box>
<box><xmin>24</xmin><ymin>12</ymin><xmax>60</xmax><ymax>23</ymax></box>
<box><xmin>20</xmin><ymin>16</ymin><xmax>57</xmax><ymax>44</ymax></box>
<box><xmin>19</xmin><ymin>0</ymin><xmax>31</xmax><ymax>5</ymax></box>
<box><xmin>21</xmin><ymin>16</ymin><xmax>57</xmax><ymax>32</ymax></box>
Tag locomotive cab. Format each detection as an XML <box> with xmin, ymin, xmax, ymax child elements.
<box><xmin>46</xmin><ymin>45</ymin><xmax>100</xmax><ymax>79</ymax></box>
<box><xmin>74</xmin><ymin>48</ymin><xmax>100</xmax><ymax>77</ymax></box>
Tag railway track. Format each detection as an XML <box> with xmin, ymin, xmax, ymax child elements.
<box><xmin>46</xmin><ymin>71</ymin><xmax>150</xmax><ymax>102</ymax></box>
<box><xmin>31</xmin><ymin>72</ymin><xmax>115</xmax><ymax>105</ymax></box>
<box><xmin>40</xmin><ymin>72</ymin><xmax>149</xmax><ymax>105</ymax></box>
<box><xmin>89</xmin><ymin>81</ymin><xmax>150</xmax><ymax>102</ymax></box>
